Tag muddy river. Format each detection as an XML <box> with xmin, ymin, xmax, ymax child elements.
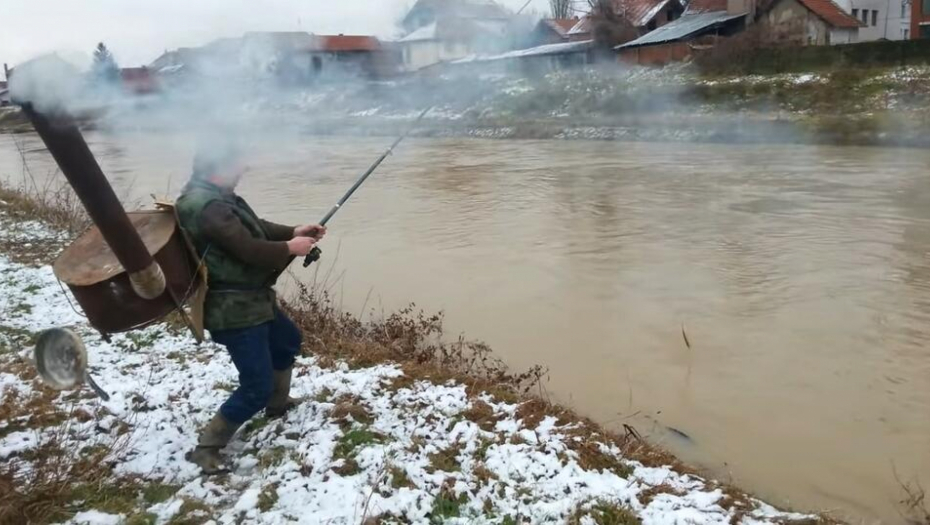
<box><xmin>2</xmin><ymin>131</ymin><xmax>929</xmax><ymax>522</ymax></box>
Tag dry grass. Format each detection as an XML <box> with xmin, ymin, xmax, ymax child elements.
<box><xmin>636</xmin><ymin>483</ymin><xmax>687</xmax><ymax>507</ymax></box>
<box><xmin>0</xmin><ymin>179</ymin><xmax>88</xmax><ymax>235</ymax></box>
<box><xmin>461</xmin><ymin>399</ymin><xmax>499</xmax><ymax>432</ymax></box>
<box><xmin>568</xmin><ymin>501</ymin><xmax>642</xmax><ymax>525</ymax></box>
<box><xmin>331</xmin><ymin>395</ymin><xmax>373</xmax><ymax>428</ymax></box>
<box><xmin>284</xmin><ymin>281</ymin><xmax>547</xmax><ymax>396</ymax></box>
<box><xmin>0</xmin><ymin>368</ymin><xmax>146</xmax><ymax>523</ymax></box>
<box><xmin>426</xmin><ymin>444</ymin><xmax>464</xmax><ymax>474</ymax></box>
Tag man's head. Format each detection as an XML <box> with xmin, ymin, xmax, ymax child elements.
<box><xmin>191</xmin><ymin>136</ymin><xmax>247</xmax><ymax>189</ymax></box>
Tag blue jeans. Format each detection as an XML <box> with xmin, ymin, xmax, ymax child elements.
<box><xmin>210</xmin><ymin>308</ymin><xmax>302</xmax><ymax>425</ymax></box>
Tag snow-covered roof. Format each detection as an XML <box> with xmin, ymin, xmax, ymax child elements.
<box><xmin>157</xmin><ymin>64</ymin><xmax>185</xmax><ymax>75</ymax></box>
<box><xmin>400</xmin><ymin>22</ymin><xmax>439</xmax><ymax>42</ymax></box>
<box><xmin>452</xmin><ymin>39</ymin><xmax>594</xmax><ymax>63</ymax></box>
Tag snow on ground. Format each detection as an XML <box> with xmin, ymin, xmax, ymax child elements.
<box><xmin>0</xmin><ymin>208</ymin><xmax>814</xmax><ymax>524</ymax></box>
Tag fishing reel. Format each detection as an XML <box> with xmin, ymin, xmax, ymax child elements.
<box><xmin>34</xmin><ymin>328</ymin><xmax>110</xmax><ymax>400</ymax></box>
<box><xmin>303</xmin><ymin>246</ymin><xmax>323</xmax><ymax>267</ymax></box>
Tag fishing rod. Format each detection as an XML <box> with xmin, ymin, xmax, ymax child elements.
<box><xmin>295</xmin><ymin>106</ymin><xmax>432</xmax><ymax>269</ymax></box>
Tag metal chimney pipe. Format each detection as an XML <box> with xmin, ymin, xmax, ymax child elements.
<box><xmin>20</xmin><ymin>104</ymin><xmax>166</xmax><ymax>300</ymax></box>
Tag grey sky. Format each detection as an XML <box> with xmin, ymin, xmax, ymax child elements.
<box><xmin>2</xmin><ymin>0</ymin><xmax>551</xmax><ymax>70</ymax></box>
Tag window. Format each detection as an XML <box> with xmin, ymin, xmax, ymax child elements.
<box><xmin>904</xmin><ymin>28</ymin><xmax>909</xmax><ymax>39</ymax></box>
<box><xmin>852</xmin><ymin>8</ymin><xmax>859</xmax><ymax>18</ymax></box>
<box><xmin>861</xmin><ymin>9</ymin><xmax>868</xmax><ymax>23</ymax></box>
<box><xmin>872</xmin><ymin>9</ymin><xmax>878</xmax><ymax>26</ymax></box>
<box><xmin>924</xmin><ymin>0</ymin><xmax>930</xmax><ymax>15</ymax></box>
<box><xmin>901</xmin><ymin>1</ymin><xmax>907</xmax><ymax>18</ymax></box>
<box><xmin>922</xmin><ymin>25</ymin><xmax>930</xmax><ymax>38</ymax></box>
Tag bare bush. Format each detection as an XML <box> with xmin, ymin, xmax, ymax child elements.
<box><xmin>550</xmin><ymin>0</ymin><xmax>573</xmax><ymax>19</ymax></box>
<box><xmin>693</xmin><ymin>19</ymin><xmax>806</xmax><ymax>75</ymax></box>
<box><xmin>284</xmin><ymin>280</ymin><xmax>547</xmax><ymax>395</ymax></box>
<box><xmin>587</xmin><ymin>0</ymin><xmax>639</xmax><ymax>48</ymax></box>
<box><xmin>0</xmin><ymin>381</ymin><xmax>137</xmax><ymax>523</ymax></box>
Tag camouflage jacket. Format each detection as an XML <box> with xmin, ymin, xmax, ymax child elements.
<box><xmin>176</xmin><ymin>180</ymin><xmax>293</xmax><ymax>331</ymax></box>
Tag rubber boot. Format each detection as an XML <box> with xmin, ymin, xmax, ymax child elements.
<box><xmin>186</xmin><ymin>412</ymin><xmax>241</xmax><ymax>475</ymax></box>
<box><xmin>265</xmin><ymin>367</ymin><xmax>301</xmax><ymax>419</ymax></box>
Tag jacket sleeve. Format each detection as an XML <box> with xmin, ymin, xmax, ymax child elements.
<box><xmin>258</xmin><ymin>219</ymin><xmax>295</xmax><ymax>242</ymax></box>
<box><xmin>199</xmin><ymin>201</ymin><xmax>291</xmax><ymax>271</ymax></box>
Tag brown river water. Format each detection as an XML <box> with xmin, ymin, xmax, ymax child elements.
<box><xmin>2</xmin><ymin>131</ymin><xmax>929</xmax><ymax>522</ymax></box>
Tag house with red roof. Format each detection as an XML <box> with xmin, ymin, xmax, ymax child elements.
<box><xmin>149</xmin><ymin>32</ymin><xmax>396</xmax><ymax>84</ymax></box>
<box><xmin>757</xmin><ymin>0</ymin><xmax>862</xmax><ymax>45</ymax></box>
<box><xmin>617</xmin><ymin>0</ymin><xmax>861</xmax><ymax>64</ymax></box>
<box><xmin>301</xmin><ymin>35</ymin><xmax>398</xmax><ymax>79</ymax></box>
<box><xmin>120</xmin><ymin>67</ymin><xmax>159</xmax><ymax>95</ymax></box>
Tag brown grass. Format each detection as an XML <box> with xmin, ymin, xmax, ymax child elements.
<box><xmin>637</xmin><ymin>483</ymin><xmax>687</xmax><ymax>507</ymax></box>
<box><xmin>426</xmin><ymin>443</ymin><xmax>464</xmax><ymax>474</ymax></box>
<box><xmin>461</xmin><ymin>399</ymin><xmax>499</xmax><ymax>432</ymax></box>
<box><xmin>568</xmin><ymin>501</ymin><xmax>642</xmax><ymax>525</ymax></box>
<box><xmin>331</xmin><ymin>395</ymin><xmax>373</xmax><ymax>428</ymax></box>
<box><xmin>284</xmin><ymin>281</ymin><xmax>547</xmax><ymax>396</ymax></box>
<box><xmin>0</xmin><ymin>179</ymin><xmax>88</xmax><ymax>234</ymax></box>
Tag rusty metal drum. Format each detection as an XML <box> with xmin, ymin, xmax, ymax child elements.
<box><xmin>53</xmin><ymin>210</ymin><xmax>200</xmax><ymax>335</ymax></box>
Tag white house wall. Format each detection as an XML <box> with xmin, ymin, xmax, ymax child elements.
<box><xmin>401</xmin><ymin>40</ymin><xmax>472</xmax><ymax>71</ymax></box>
<box><xmin>829</xmin><ymin>27</ymin><xmax>858</xmax><ymax>43</ymax></box>
<box><xmin>834</xmin><ymin>0</ymin><xmax>910</xmax><ymax>39</ymax></box>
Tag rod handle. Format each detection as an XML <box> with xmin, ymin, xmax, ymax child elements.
<box><xmin>302</xmin><ymin>246</ymin><xmax>323</xmax><ymax>267</ymax></box>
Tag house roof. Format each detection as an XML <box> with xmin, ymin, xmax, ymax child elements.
<box><xmin>567</xmin><ymin>16</ymin><xmax>593</xmax><ymax>35</ymax></box>
<box><xmin>313</xmin><ymin>35</ymin><xmax>382</xmax><ymax>52</ymax></box>
<box><xmin>621</xmin><ymin>0</ymin><xmax>679</xmax><ymax>27</ymax></box>
<box><xmin>542</xmin><ymin>18</ymin><xmax>580</xmax><ymax>35</ymax></box>
<box><xmin>616</xmin><ymin>10</ymin><xmax>745</xmax><ymax>47</ymax></box>
<box><xmin>452</xmin><ymin>39</ymin><xmax>594</xmax><ymax>63</ymax></box>
<box><xmin>400</xmin><ymin>22</ymin><xmax>440</xmax><ymax>41</ymax></box>
<box><xmin>399</xmin><ymin>16</ymin><xmax>507</xmax><ymax>42</ymax></box>
<box><xmin>402</xmin><ymin>0</ymin><xmax>511</xmax><ymax>27</ymax></box>
<box><xmin>685</xmin><ymin>0</ymin><xmax>729</xmax><ymax>13</ymax></box>
<box><xmin>795</xmin><ymin>0</ymin><xmax>862</xmax><ymax>28</ymax></box>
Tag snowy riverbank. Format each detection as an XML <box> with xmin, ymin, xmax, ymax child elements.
<box><xmin>0</xmin><ymin>200</ymin><xmax>818</xmax><ymax>524</ymax></box>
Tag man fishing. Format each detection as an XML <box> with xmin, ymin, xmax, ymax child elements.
<box><xmin>175</xmin><ymin>140</ymin><xmax>325</xmax><ymax>474</ymax></box>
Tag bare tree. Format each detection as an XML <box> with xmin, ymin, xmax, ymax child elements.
<box><xmin>586</xmin><ymin>0</ymin><xmax>639</xmax><ymax>47</ymax></box>
<box><xmin>550</xmin><ymin>0</ymin><xmax>572</xmax><ymax>18</ymax></box>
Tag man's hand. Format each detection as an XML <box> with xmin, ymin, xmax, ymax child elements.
<box><xmin>287</xmin><ymin>236</ymin><xmax>318</xmax><ymax>256</ymax></box>
<box><xmin>294</xmin><ymin>224</ymin><xmax>327</xmax><ymax>240</ymax></box>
